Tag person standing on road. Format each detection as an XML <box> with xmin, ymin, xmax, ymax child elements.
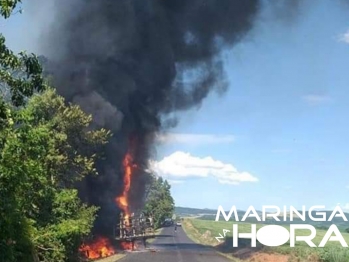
<box><xmin>174</xmin><ymin>224</ymin><xmax>177</xmax><ymax>233</ymax></box>
<box><xmin>142</xmin><ymin>236</ymin><xmax>147</xmax><ymax>248</ymax></box>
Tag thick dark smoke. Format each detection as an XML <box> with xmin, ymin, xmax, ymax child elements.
<box><xmin>43</xmin><ymin>0</ymin><xmax>262</xmax><ymax>236</ymax></box>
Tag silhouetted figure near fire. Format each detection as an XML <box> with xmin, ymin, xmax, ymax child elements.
<box><xmin>131</xmin><ymin>239</ymin><xmax>135</xmax><ymax>251</ymax></box>
<box><xmin>142</xmin><ymin>236</ymin><xmax>147</xmax><ymax>249</ymax></box>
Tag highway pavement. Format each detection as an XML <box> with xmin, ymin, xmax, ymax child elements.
<box><xmin>119</xmin><ymin>225</ymin><xmax>230</xmax><ymax>262</ymax></box>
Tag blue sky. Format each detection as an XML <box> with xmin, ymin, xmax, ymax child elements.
<box><xmin>2</xmin><ymin>1</ymin><xmax>349</xmax><ymax>211</ymax></box>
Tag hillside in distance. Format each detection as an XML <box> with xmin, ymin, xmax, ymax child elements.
<box><xmin>175</xmin><ymin>206</ymin><xmax>260</xmax><ymax>219</ymax></box>
<box><xmin>175</xmin><ymin>206</ymin><xmax>349</xmax><ymax>231</ymax></box>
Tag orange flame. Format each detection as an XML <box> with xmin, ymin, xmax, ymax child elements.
<box><xmin>120</xmin><ymin>241</ymin><xmax>136</xmax><ymax>251</ymax></box>
<box><xmin>116</xmin><ymin>150</ymin><xmax>137</xmax><ymax>221</ymax></box>
<box><xmin>79</xmin><ymin>237</ymin><xmax>115</xmax><ymax>259</ymax></box>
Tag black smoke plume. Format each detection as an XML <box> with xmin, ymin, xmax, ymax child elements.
<box><xmin>42</xmin><ymin>0</ymin><xmax>261</xmax><ymax>236</ymax></box>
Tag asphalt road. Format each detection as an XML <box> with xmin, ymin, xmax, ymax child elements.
<box><xmin>119</xmin><ymin>225</ymin><xmax>230</xmax><ymax>262</ymax></box>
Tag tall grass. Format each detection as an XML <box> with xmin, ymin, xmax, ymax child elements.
<box><xmin>318</xmin><ymin>248</ymin><xmax>349</xmax><ymax>262</ymax></box>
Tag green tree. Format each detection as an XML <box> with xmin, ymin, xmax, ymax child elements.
<box><xmin>1</xmin><ymin>0</ymin><xmax>46</xmax><ymax>123</ymax></box>
<box><xmin>0</xmin><ymin>0</ymin><xmax>23</xmax><ymax>18</ymax></box>
<box><xmin>0</xmin><ymin>89</ymin><xmax>111</xmax><ymax>262</ymax></box>
<box><xmin>144</xmin><ymin>175</ymin><xmax>175</xmax><ymax>228</ymax></box>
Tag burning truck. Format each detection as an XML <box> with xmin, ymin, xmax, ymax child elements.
<box><xmin>79</xmin><ymin>212</ymin><xmax>155</xmax><ymax>260</ymax></box>
<box><xmin>115</xmin><ymin>212</ymin><xmax>155</xmax><ymax>250</ymax></box>
<box><xmin>113</xmin><ymin>150</ymin><xmax>155</xmax><ymax>249</ymax></box>
<box><xmin>78</xmin><ymin>148</ymin><xmax>155</xmax><ymax>260</ymax></box>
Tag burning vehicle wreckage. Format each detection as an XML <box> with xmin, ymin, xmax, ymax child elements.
<box><xmin>79</xmin><ymin>212</ymin><xmax>155</xmax><ymax>259</ymax></box>
<box><xmin>115</xmin><ymin>212</ymin><xmax>155</xmax><ymax>249</ymax></box>
<box><xmin>78</xmin><ymin>151</ymin><xmax>156</xmax><ymax>260</ymax></box>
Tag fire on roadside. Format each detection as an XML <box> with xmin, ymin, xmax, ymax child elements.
<box><xmin>120</xmin><ymin>240</ymin><xmax>137</xmax><ymax>251</ymax></box>
<box><xmin>79</xmin><ymin>237</ymin><xmax>115</xmax><ymax>259</ymax></box>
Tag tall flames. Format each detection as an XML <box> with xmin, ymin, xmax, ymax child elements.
<box><xmin>115</xmin><ymin>152</ymin><xmax>134</xmax><ymax>222</ymax></box>
<box><xmin>80</xmin><ymin>147</ymin><xmax>136</xmax><ymax>259</ymax></box>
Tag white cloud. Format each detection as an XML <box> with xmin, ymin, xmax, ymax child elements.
<box><xmin>301</xmin><ymin>94</ymin><xmax>332</xmax><ymax>106</ymax></box>
<box><xmin>156</xmin><ymin>133</ymin><xmax>235</xmax><ymax>145</ymax></box>
<box><xmin>167</xmin><ymin>180</ymin><xmax>185</xmax><ymax>185</ymax></box>
<box><xmin>338</xmin><ymin>30</ymin><xmax>349</xmax><ymax>44</ymax></box>
<box><xmin>149</xmin><ymin>151</ymin><xmax>258</xmax><ymax>185</ymax></box>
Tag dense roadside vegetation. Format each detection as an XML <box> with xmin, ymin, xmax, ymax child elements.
<box><xmin>182</xmin><ymin>218</ymin><xmax>349</xmax><ymax>262</ymax></box>
<box><xmin>0</xmin><ymin>2</ymin><xmax>107</xmax><ymax>261</ymax></box>
<box><xmin>0</xmin><ymin>87</ymin><xmax>111</xmax><ymax>261</ymax></box>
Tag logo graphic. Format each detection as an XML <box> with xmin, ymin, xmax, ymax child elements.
<box><xmin>215</xmin><ymin>205</ymin><xmax>348</xmax><ymax>247</ymax></box>
<box><xmin>215</xmin><ymin>229</ymin><xmax>230</xmax><ymax>243</ymax></box>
